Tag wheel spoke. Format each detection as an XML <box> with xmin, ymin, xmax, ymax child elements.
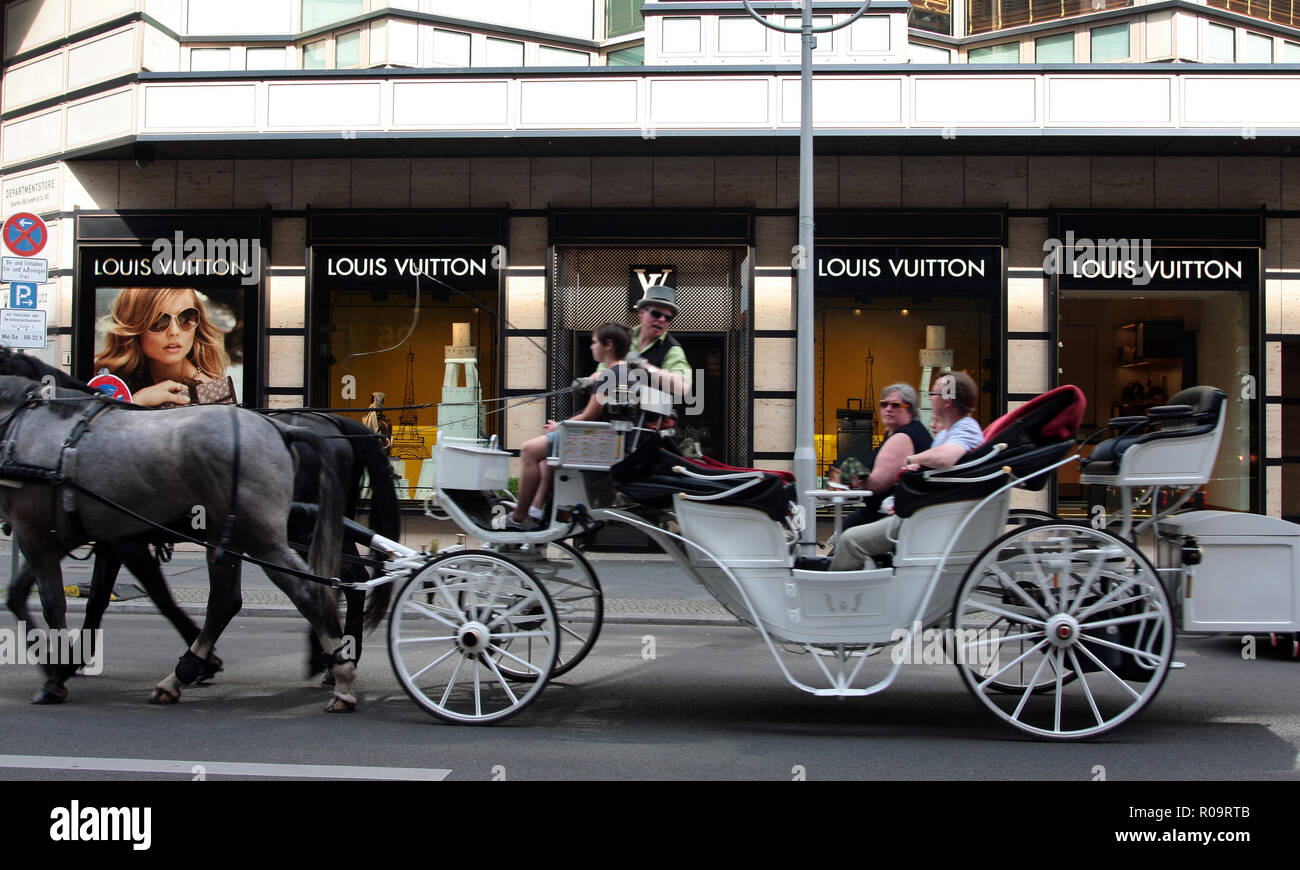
<box><xmin>401</xmin><ymin>597</ymin><xmax>461</xmax><ymax>630</ymax></box>
<box><xmin>1079</xmin><ymin>633</ymin><xmax>1164</xmax><ymax>668</ymax></box>
<box><xmin>1067</xmin><ymin>647</ymin><xmax>1104</xmax><ymax>728</ymax></box>
<box><xmin>1072</xmin><ymin>642</ymin><xmax>1142</xmax><ymax>700</ymax></box>
<box><xmin>1079</xmin><ymin>610</ymin><xmax>1166</xmax><ymax>632</ymax></box>
<box><xmin>988</xmin><ymin>565</ymin><xmax>1052</xmax><ymax>621</ymax></box>
<box><xmin>966</xmin><ymin>598</ymin><xmax>1048</xmax><ymax>629</ymax></box>
<box><xmin>481</xmin><ymin>651</ymin><xmax>522</xmax><ymax>702</ymax></box>
<box><xmin>978</xmin><ymin>637</ymin><xmax>1052</xmax><ymax>692</ymax></box>
<box><xmin>411</xmin><ymin>647</ymin><xmax>458</xmax><ymax>681</ymax></box>
<box><xmin>1053</xmin><ymin>648</ymin><xmax>1065</xmax><ymax>732</ymax></box>
<box><xmin>1010</xmin><ymin>650</ymin><xmax>1055</xmax><ymax>721</ymax></box>
<box><xmin>438</xmin><ymin>654</ymin><xmax>468</xmax><ymax>707</ymax></box>
<box><xmin>396</xmin><ymin>635</ymin><xmax>459</xmax><ymax>644</ymax></box>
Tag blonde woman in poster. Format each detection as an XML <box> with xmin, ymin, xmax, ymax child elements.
<box><xmin>94</xmin><ymin>287</ymin><xmax>232</xmax><ymax>407</ymax></box>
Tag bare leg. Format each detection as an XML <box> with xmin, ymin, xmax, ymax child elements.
<box><xmin>512</xmin><ymin>434</ymin><xmax>550</xmax><ymax>523</ymax></box>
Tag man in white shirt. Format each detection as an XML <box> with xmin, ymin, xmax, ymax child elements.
<box><xmin>830</xmin><ymin>371</ymin><xmax>984</xmax><ymax>571</ymax></box>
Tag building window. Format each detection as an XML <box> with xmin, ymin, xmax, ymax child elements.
<box><xmin>246</xmin><ymin>47</ymin><xmax>288</xmax><ymax>69</ymax></box>
<box><xmin>968</xmin><ymin>0</ymin><xmax>1133</xmax><ymax>35</ymax></box>
<box><xmin>606</xmin><ymin>0</ymin><xmax>644</xmax><ymax>38</ymax></box>
<box><xmin>910</xmin><ymin>0</ymin><xmax>953</xmax><ymax>35</ymax></box>
<box><xmin>302</xmin><ymin>0</ymin><xmax>362</xmax><ymax>31</ymax></box>
<box><xmin>663</xmin><ymin>17</ymin><xmax>703</xmax><ymax>53</ymax></box>
<box><xmin>1090</xmin><ymin>22</ymin><xmax>1130</xmax><ymax>61</ymax></box>
<box><xmin>1207</xmin><ymin>22</ymin><xmax>1236</xmax><ymax>61</ymax></box>
<box><xmin>969</xmin><ymin>41</ymin><xmax>1020</xmax><ymax>62</ymax></box>
<box><xmin>1208</xmin><ymin>0</ymin><xmax>1300</xmax><ymax>29</ymax></box>
<box><xmin>336</xmin><ymin>29</ymin><xmax>361</xmax><ymax>67</ymax></box>
<box><xmin>302</xmin><ymin>39</ymin><xmax>327</xmax><ymax>68</ymax></box>
<box><xmin>718</xmin><ymin>15</ymin><xmax>767</xmax><ymax>53</ymax></box>
<box><xmin>190</xmin><ymin>47</ymin><xmax>231</xmax><ymax>71</ymax></box>
<box><xmin>607</xmin><ymin>45</ymin><xmax>644</xmax><ymax>65</ymax></box>
<box><xmin>909</xmin><ymin>42</ymin><xmax>952</xmax><ymax>62</ymax></box>
<box><xmin>1283</xmin><ymin>40</ymin><xmax>1300</xmax><ymax>60</ymax></box>
<box><xmin>485</xmin><ymin>37</ymin><xmax>524</xmax><ymax>66</ymax></box>
<box><xmin>1244</xmin><ymin>31</ymin><xmax>1274</xmax><ymax>62</ymax></box>
<box><xmin>1036</xmin><ymin>31</ymin><xmax>1075</xmax><ymax>62</ymax></box>
<box><xmin>785</xmin><ymin>16</ymin><xmax>833</xmax><ymax>52</ymax></box>
<box><xmin>432</xmin><ymin>29</ymin><xmax>470</xmax><ymax>67</ymax></box>
<box><xmin>539</xmin><ymin>46</ymin><xmax>589</xmax><ymax>65</ymax></box>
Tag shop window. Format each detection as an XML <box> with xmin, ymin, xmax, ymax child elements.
<box><xmin>302</xmin><ymin>39</ymin><xmax>327</xmax><ymax>69</ymax></box>
<box><xmin>909</xmin><ymin>0</ymin><xmax>953</xmax><ymax>36</ymax></box>
<box><xmin>539</xmin><ymin>45</ymin><xmax>589</xmax><ymax>66</ymax></box>
<box><xmin>1035</xmin><ymin>31</ymin><xmax>1075</xmax><ymax>62</ymax></box>
<box><xmin>968</xmin><ymin>0</ymin><xmax>1132</xmax><ymax>35</ymax></box>
<box><xmin>607</xmin><ymin>45</ymin><xmax>644</xmax><ymax>66</ymax></box>
<box><xmin>246</xmin><ymin>46</ymin><xmax>288</xmax><ymax>69</ymax></box>
<box><xmin>968</xmin><ymin>41</ymin><xmax>1020</xmax><ymax>62</ymax></box>
<box><xmin>335</xmin><ymin>29</ymin><xmax>361</xmax><ymax>67</ymax></box>
<box><xmin>1090</xmin><ymin>22</ymin><xmax>1130</xmax><ymax>61</ymax></box>
<box><xmin>1207</xmin><ymin>22</ymin><xmax>1236</xmax><ymax>62</ymax></box>
<box><xmin>302</xmin><ymin>0</ymin><xmax>362</xmax><ymax>31</ymax></box>
<box><xmin>1208</xmin><ymin>0</ymin><xmax>1300</xmax><ymax>29</ymax></box>
<box><xmin>432</xmin><ymin>29</ymin><xmax>471</xmax><ymax>67</ymax></box>
<box><xmin>784</xmin><ymin>16</ymin><xmax>833</xmax><ymax>53</ymax></box>
<box><xmin>190</xmin><ymin>47</ymin><xmax>231</xmax><ymax>71</ymax></box>
<box><xmin>1244</xmin><ymin>31</ymin><xmax>1274</xmax><ymax>62</ymax></box>
<box><xmin>485</xmin><ymin>37</ymin><xmax>524</xmax><ymax>66</ymax></box>
<box><xmin>606</xmin><ymin>0</ymin><xmax>645</xmax><ymax>38</ymax></box>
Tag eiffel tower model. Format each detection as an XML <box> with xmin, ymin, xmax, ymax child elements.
<box><xmin>389</xmin><ymin>347</ymin><xmax>429</xmax><ymax>459</ymax></box>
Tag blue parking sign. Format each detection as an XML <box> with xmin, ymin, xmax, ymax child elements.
<box><xmin>9</xmin><ymin>282</ymin><xmax>37</xmax><ymax>309</ymax></box>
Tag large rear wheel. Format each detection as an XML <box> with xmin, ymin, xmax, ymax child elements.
<box><xmin>952</xmin><ymin>523</ymin><xmax>1173</xmax><ymax>740</ymax></box>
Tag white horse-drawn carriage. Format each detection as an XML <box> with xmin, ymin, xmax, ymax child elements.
<box><xmin>342</xmin><ymin>381</ymin><xmax>1298</xmax><ymax>739</ymax></box>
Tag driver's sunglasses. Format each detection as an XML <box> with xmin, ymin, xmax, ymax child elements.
<box><xmin>147</xmin><ymin>308</ymin><xmax>200</xmax><ymax>333</ymax></box>
<box><xmin>879</xmin><ymin>400</ymin><xmax>911</xmax><ymax>410</ymax></box>
<box><xmin>646</xmin><ymin>308</ymin><xmax>675</xmax><ymax>322</ymax></box>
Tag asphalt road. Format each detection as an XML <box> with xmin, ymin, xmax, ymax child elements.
<box><xmin>0</xmin><ymin>614</ymin><xmax>1296</xmax><ymax>781</ymax></box>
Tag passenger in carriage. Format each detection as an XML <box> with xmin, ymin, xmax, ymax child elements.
<box><xmin>836</xmin><ymin>383</ymin><xmax>932</xmax><ymax>530</ymax></box>
<box><xmin>495</xmin><ymin>322</ymin><xmax>634</xmax><ymax>530</ymax></box>
<box><xmin>830</xmin><ymin>371</ymin><xmax>984</xmax><ymax>572</ymax></box>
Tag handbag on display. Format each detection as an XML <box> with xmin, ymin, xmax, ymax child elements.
<box><xmin>187</xmin><ymin>376</ymin><xmax>237</xmax><ymax>405</ymax></box>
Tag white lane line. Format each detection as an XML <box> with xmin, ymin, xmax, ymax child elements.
<box><xmin>0</xmin><ymin>755</ymin><xmax>451</xmax><ymax>781</ymax></box>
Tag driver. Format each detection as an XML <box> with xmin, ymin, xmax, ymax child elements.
<box><xmin>830</xmin><ymin>371</ymin><xmax>984</xmax><ymax>571</ymax></box>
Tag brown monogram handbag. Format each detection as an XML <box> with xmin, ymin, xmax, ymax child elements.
<box><xmin>186</xmin><ymin>376</ymin><xmax>237</xmax><ymax>405</ymax></box>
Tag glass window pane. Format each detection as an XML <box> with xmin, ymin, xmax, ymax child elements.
<box><xmin>485</xmin><ymin>37</ymin><xmax>524</xmax><ymax>66</ymax></box>
<box><xmin>336</xmin><ymin>29</ymin><xmax>360</xmax><ymax>66</ymax></box>
<box><xmin>1090</xmin><ymin>22</ymin><xmax>1130</xmax><ymax>61</ymax></box>
<box><xmin>432</xmin><ymin>29</ymin><xmax>470</xmax><ymax>66</ymax></box>
<box><xmin>909</xmin><ymin>42</ymin><xmax>951</xmax><ymax>63</ymax></box>
<box><xmin>302</xmin><ymin>39</ymin><xmax>327</xmax><ymax>69</ymax></box>
<box><xmin>663</xmin><ymin>17</ymin><xmax>701</xmax><ymax>53</ymax></box>
<box><xmin>606</xmin><ymin>0</ymin><xmax>644</xmax><ymax>38</ymax></box>
<box><xmin>1283</xmin><ymin>41</ymin><xmax>1300</xmax><ymax>61</ymax></box>
<box><xmin>1244</xmin><ymin>32</ymin><xmax>1273</xmax><ymax>62</ymax></box>
<box><xmin>718</xmin><ymin>15</ymin><xmax>766</xmax><ymax>53</ymax></box>
<box><xmin>968</xmin><ymin>41</ymin><xmax>1020</xmax><ymax>62</ymax></box>
<box><xmin>539</xmin><ymin>45</ymin><xmax>588</xmax><ymax>65</ymax></box>
<box><xmin>190</xmin><ymin>47</ymin><xmax>230</xmax><ymax>71</ymax></box>
<box><xmin>302</xmin><ymin>0</ymin><xmax>361</xmax><ymax>31</ymax></box>
<box><xmin>1036</xmin><ymin>32</ymin><xmax>1074</xmax><ymax>62</ymax></box>
<box><xmin>1207</xmin><ymin>23</ymin><xmax>1235</xmax><ymax>61</ymax></box>
<box><xmin>607</xmin><ymin>45</ymin><xmax>644</xmax><ymax>66</ymax></box>
<box><xmin>246</xmin><ymin>47</ymin><xmax>287</xmax><ymax>69</ymax></box>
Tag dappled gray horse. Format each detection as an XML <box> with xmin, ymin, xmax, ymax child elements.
<box><xmin>0</xmin><ymin>375</ymin><xmax>357</xmax><ymax>710</ymax></box>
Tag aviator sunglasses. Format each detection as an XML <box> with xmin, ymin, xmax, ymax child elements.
<box><xmin>147</xmin><ymin>307</ymin><xmax>200</xmax><ymax>333</ymax></box>
<box><xmin>645</xmin><ymin>308</ymin><xmax>676</xmax><ymax>322</ymax></box>
<box><xmin>880</xmin><ymin>400</ymin><xmax>912</xmax><ymax>410</ymax></box>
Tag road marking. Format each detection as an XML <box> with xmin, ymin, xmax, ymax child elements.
<box><xmin>0</xmin><ymin>754</ymin><xmax>451</xmax><ymax>780</ymax></box>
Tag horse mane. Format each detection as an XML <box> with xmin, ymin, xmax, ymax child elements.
<box><xmin>0</xmin><ymin>346</ymin><xmax>95</xmax><ymax>394</ymax></box>
<box><xmin>0</xmin><ymin>375</ymin><xmax>97</xmax><ymax>419</ymax></box>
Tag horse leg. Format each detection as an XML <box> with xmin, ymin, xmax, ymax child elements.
<box><xmin>21</xmin><ymin>538</ymin><xmax>72</xmax><ymax>705</ymax></box>
<box><xmin>149</xmin><ymin>552</ymin><xmax>242</xmax><ymax>704</ymax></box>
<box><xmin>116</xmin><ymin>540</ymin><xmax>220</xmax><ymax>682</ymax></box>
<box><xmin>5</xmin><ymin>558</ymin><xmax>37</xmax><ymax>624</ymax></box>
<box><xmin>254</xmin><ymin>544</ymin><xmax>357</xmax><ymax>712</ymax></box>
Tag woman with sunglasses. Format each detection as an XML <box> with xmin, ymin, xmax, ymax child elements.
<box><xmin>838</xmin><ymin>382</ymin><xmax>933</xmax><ymax>531</ymax></box>
<box><xmin>94</xmin><ymin>287</ymin><xmax>229</xmax><ymax>408</ymax></box>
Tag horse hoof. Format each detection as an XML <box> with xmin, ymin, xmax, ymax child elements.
<box><xmin>325</xmin><ymin>695</ymin><xmax>356</xmax><ymax>713</ymax></box>
<box><xmin>31</xmin><ymin>686</ymin><xmax>67</xmax><ymax>705</ymax></box>
<box><xmin>148</xmin><ymin>687</ymin><xmax>180</xmax><ymax>705</ymax></box>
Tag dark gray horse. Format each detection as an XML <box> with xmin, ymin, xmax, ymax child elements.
<box><xmin>0</xmin><ymin>375</ymin><xmax>357</xmax><ymax>710</ymax></box>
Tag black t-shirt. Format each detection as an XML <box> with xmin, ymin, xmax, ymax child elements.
<box><xmin>844</xmin><ymin>418</ymin><xmax>934</xmax><ymax>529</ymax></box>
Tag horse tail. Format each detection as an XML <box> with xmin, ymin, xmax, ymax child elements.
<box><xmin>348</xmin><ymin>418</ymin><xmax>398</xmax><ymax>632</ymax></box>
<box><xmin>282</xmin><ymin>426</ymin><xmax>344</xmax><ymax>582</ymax></box>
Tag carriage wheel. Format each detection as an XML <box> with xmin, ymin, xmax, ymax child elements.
<box><xmin>388</xmin><ymin>550</ymin><xmax>558</xmax><ymax>724</ymax></box>
<box><xmin>1005</xmin><ymin>508</ymin><xmax>1061</xmax><ymax>531</ymax></box>
<box><xmin>489</xmin><ymin>540</ymin><xmax>603</xmax><ymax>681</ymax></box>
<box><xmin>952</xmin><ymin>523</ymin><xmax>1173</xmax><ymax>740</ymax></box>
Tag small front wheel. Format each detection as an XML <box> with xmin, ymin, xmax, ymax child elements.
<box><xmin>388</xmin><ymin>550</ymin><xmax>559</xmax><ymax>724</ymax></box>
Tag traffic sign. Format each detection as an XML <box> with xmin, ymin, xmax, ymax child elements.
<box><xmin>1</xmin><ymin>257</ymin><xmax>47</xmax><ymax>283</ymax></box>
<box><xmin>2</xmin><ymin>212</ymin><xmax>47</xmax><ymax>257</ymax></box>
<box><xmin>8</xmin><ymin>281</ymin><xmax>37</xmax><ymax>309</ymax></box>
<box><xmin>0</xmin><ymin>308</ymin><xmax>46</xmax><ymax>349</ymax></box>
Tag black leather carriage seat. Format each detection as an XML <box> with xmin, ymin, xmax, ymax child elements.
<box><xmin>1079</xmin><ymin>386</ymin><xmax>1226</xmax><ymax>478</ymax></box>
<box><xmin>893</xmin><ymin>385</ymin><xmax>1087</xmax><ymax>519</ymax></box>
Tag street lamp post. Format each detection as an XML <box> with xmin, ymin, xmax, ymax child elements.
<box><xmin>740</xmin><ymin>0</ymin><xmax>873</xmax><ymax>554</ymax></box>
